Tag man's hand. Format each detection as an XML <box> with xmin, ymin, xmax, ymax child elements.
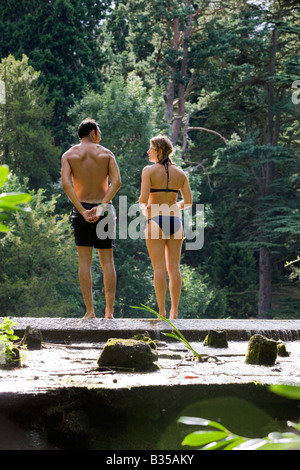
<box><xmin>82</xmin><ymin>207</ymin><xmax>100</xmax><ymax>223</ymax></box>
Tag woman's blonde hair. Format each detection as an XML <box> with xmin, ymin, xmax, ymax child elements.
<box><xmin>150</xmin><ymin>135</ymin><xmax>174</xmax><ymax>165</ymax></box>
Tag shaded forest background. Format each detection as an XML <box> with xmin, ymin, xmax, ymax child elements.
<box><xmin>0</xmin><ymin>0</ymin><xmax>299</xmax><ymax>320</ymax></box>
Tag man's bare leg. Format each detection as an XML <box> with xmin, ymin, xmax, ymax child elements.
<box><xmin>77</xmin><ymin>246</ymin><xmax>96</xmax><ymax>319</ymax></box>
<box><xmin>98</xmin><ymin>248</ymin><xmax>116</xmax><ymax>318</ymax></box>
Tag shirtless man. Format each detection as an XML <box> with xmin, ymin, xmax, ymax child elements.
<box><xmin>61</xmin><ymin>118</ymin><xmax>121</xmax><ymax>319</ymax></box>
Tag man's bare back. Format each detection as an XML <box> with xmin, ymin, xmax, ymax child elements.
<box><xmin>63</xmin><ymin>142</ymin><xmax>114</xmax><ymax>202</ymax></box>
<box><xmin>61</xmin><ymin>125</ymin><xmax>121</xmax><ymax>222</ymax></box>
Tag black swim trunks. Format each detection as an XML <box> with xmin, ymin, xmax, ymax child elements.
<box><xmin>70</xmin><ymin>202</ymin><xmax>116</xmax><ymax>249</ymax></box>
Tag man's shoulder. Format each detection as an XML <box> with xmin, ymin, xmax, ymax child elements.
<box><xmin>97</xmin><ymin>145</ymin><xmax>115</xmax><ymax>158</ymax></box>
<box><xmin>61</xmin><ymin>144</ymin><xmax>80</xmax><ymax>160</ymax></box>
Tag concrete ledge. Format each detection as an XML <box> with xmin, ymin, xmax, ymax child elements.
<box><xmin>2</xmin><ymin>317</ymin><xmax>300</xmax><ymax>343</ymax></box>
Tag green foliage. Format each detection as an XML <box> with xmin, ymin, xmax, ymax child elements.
<box><xmin>0</xmin><ymin>175</ymin><xmax>82</xmax><ymax>317</ymax></box>
<box><xmin>0</xmin><ymin>164</ymin><xmax>31</xmax><ymax>232</ymax></box>
<box><xmin>0</xmin><ymin>317</ymin><xmax>23</xmax><ymax>368</ymax></box>
<box><xmin>180</xmin><ymin>265</ymin><xmax>228</xmax><ymax>319</ymax></box>
<box><xmin>179</xmin><ymin>385</ymin><xmax>300</xmax><ymax>450</ymax></box>
<box><xmin>0</xmin><ymin>55</ymin><xmax>60</xmax><ymax>188</ymax></box>
<box><xmin>0</xmin><ymin>0</ymin><xmax>112</xmax><ymax>146</ymax></box>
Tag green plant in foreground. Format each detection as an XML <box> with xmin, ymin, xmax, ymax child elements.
<box><xmin>0</xmin><ymin>165</ymin><xmax>31</xmax><ymax>232</ymax></box>
<box><xmin>131</xmin><ymin>304</ymin><xmax>209</xmax><ymax>361</ymax></box>
<box><xmin>0</xmin><ymin>317</ymin><xmax>24</xmax><ymax>367</ymax></box>
<box><xmin>179</xmin><ymin>385</ymin><xmax>300</xmax><ymax>450</ymax></box>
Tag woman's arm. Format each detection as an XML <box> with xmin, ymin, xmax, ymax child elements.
<box><xmin>177</xmin><ymin>175</ymin><xmax>193</xmax><ymax>210</ymax></box>
<box><xmin>139</xmin><ymin>167</ymin><xmax>151</xmax><ymax>216</ymax></box>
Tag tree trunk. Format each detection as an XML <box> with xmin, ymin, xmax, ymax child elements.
<box><xmin>258</xmin><ymin>247</ymin><xmax>273</xmax><ymax>317</ymax></box>
<box><xmin>170</xmin><ymin>8</ymin><xmax>192</xmax><ymax>145</ymax></box>
<box><xmin>257</xmin><ymin>15</ymin><xmax>281</xmax><ymax>318</ymax></box>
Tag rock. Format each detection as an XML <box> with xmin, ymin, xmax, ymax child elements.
<box><xmin>97</xmin><ymin>338</ymin><xmax>159</xmax><ymax>371</ymax></box>
<box><xmin>203</xmin><ymin>330</ymin><xmax>228</xmax><ymax>348</ymax></box>
<box><xmin>130</xmin><ymin>333</ymin><xmax>157</xmax><ymax>350</ymax></box>
<box><xmin>245</xmin><ymin>334</ymin><xmax>278</xmax><ymax>365</ymax></box>
<box><xmin>21</xmin><ymin>326</ymin><xmax>43</xmax><ymax>350</ymax></box>
<box><xmin>277</xmin><ymin>342</ymin><xmax>290</xmax><ymax>357</ymax></box>
<box><xmin>158</xmin><ymin>352</ymin><xmax>182</xmax><ymax>360</ymax></box>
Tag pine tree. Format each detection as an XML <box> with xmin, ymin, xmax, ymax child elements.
<box><xmin>0</xmin><ymin>54</ymin><xmax>59</xmax><ymax>189</ymax></box>
<box><xmin>0</xmin><ymin>0</ymin><xmax>112</xmax><ymax>146</ymax></box>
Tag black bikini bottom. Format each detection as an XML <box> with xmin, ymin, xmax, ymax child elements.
<box><xmin>148</xmin><ymin>215</ymin><xmax>182</xmax><ymax>237</ymax></box>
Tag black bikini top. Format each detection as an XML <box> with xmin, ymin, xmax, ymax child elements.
<box><xmin>150</xmin><ymin>162</ymin><xmax>179</xmax><ymax>194</ymax></box>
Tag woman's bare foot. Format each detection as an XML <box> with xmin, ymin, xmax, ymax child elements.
<box><xmin>104</xmin><ymin>314</ymin><xmax>114</xmax><ymax>319</ymax></box>
<box><xmin>169</xmin><ymin>313</ymin><xmax>178</xmax><ymax>320</ymax></box>
<box><xmin>82</xmin><ymin>312</ymin><xmax>96</xmax><ymax>319</ymax></box>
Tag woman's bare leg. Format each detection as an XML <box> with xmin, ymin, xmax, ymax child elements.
<box><xmin>146</xmin><ymin>221</ymin><xmax>167</xmax><ymax>317</ymax></box>
<box><xmin>166</xmin><ymin>235</ymin><xmax>183</xmax><ymax>319</ymax></box>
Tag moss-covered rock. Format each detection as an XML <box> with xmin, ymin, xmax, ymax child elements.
<box><xmin>203</xmin><ymin>330</ymin><xmax>228</xmax><ymax>348</ymax></box>
<box><xmin>277</xmin><ymin>342</ymin><xmax>290</xmax><ymax>357</ymax></box>
<box><xmin>21</xmin><ymin>326</ymin><xmax>43</xmax><ymax>350</ymax></box>
<box><xmin>97</xmin><ymin>338</ymin><xmax>159</xmax><ymax>371</ymax></box>
<box><xmin>130</xmin><ymin>333</ymin><xmax>156</xmax><ymax>350</ymax></box>
<box><xmin>245</xmin><ymin>334</ymin><xmax>278</xmax><ymax>365</ymax></box>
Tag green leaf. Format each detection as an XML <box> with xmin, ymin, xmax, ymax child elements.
<box><xmin>202</xmin><ymin>436</ymin><xmax>246</xmax><ymax>450</ymax></box>
<box><xmin>0</xmin><ymin>166</ymin><xmax>9</xmax><ymax>187</ymax></box>
<box><xmin>0</xmin><ymin>193</ymin><xmax>31</xmax><ymax>204</ymax></box>
<box><xmin>0</xmin><ymin>201</ymin><xmax>25</xmax><ymax>212</ymax></box>
<box><xmin>178</xmin><ymin>416</ymin><xmax>227</xmax><ymax>432</ymax></box>
<box><xmin>0</xmin><ymin>222</ymin><xmax>9</xmax><ymax>233</ymax></box>
<box><xmin>234</xmin><ymin>438</ymin><xmax>268</xmax><ymax>450</ymax></box>
<box><xmin>270</xmin><ymin>384</ymin><xmax>300</xmax><ymax>400</ymax></box>
<box><xmin>181</xmin><ymin>431</ymin><xmax>228</xmax><ymax>447</ymax></box>
<box><xmin>287</xmin><ymin>421</ymin><xmax>300</xmax><ymax>432</ymax></box>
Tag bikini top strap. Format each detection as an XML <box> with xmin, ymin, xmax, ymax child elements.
<box><xmin>164</xmin><ymin>161</ymin><xmax>170</xmax><ymax>192</ymax></box>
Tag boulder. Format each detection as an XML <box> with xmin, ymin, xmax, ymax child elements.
<box><xmin>245</xmin><ymin>334</ymin><xmax>278</xmax><ymax>365</ymax></box>
<box><xmin>277</xmin><ymin>341</ymin><xmax>290</xmax><ymax>357</ymax></box>
<box><xmin>21</xmin><ymin>326</ymin><xmax>43</xmax><ymax>350</ymax></box>
<box><xmin>130</xmin><ymin>333</ymin><xmax>157</xmax><ymax>350</ymax></box>
<box><xmin>97</xmin><ymin>338</ymin><xmax>159</xmax><ymax>371</ymax></box>
<box><xmin>203</xmin><ymin>330</ymin><xmax>228</xmax><ymax>348</ymax></box>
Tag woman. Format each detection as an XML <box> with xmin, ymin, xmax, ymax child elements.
<box><xmin>139</xmin><ymin>135</ymin><xmax>192</xmax><ymax>319</ymax></box>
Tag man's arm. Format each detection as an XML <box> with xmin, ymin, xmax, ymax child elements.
<box><xmin>101</xmin><ymin>154</ymin><xmax>121</xmax><ymax>205</ymax></box>
<box><xmin>89</xmin><ymin>154</ymin><xmax>121</xmax><ymax>219</ymax></box>
<box><xmin>61</xmin><ymin>153</ymin><xmax>90</xmax><ymax>219</ymax></box>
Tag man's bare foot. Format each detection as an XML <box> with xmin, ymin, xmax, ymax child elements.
<box><xmin>82</xmin><ymin>312</ymin><xmax>96</xmax><ymax>319</ymax></box>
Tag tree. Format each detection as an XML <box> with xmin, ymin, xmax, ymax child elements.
<box><xmin>0</xmin><ymin>54</ymin><xmax>59</xmax><ymax>189</ymax></box>
<box><xmin>0</xmin><ymin>0</ymin><xmax>112</xmax><ymax>146</ymax></box>
<box><xmin>181</xmin><ymin>0</ymin><xmax>300</xmax><ymax>317</ymax></box>
<box><xmin>115</xmin><ymin>0</ymin><xmax>231</xmax><ymax>147</ymax></box>
<box><xmin>0</xmin><ymin>173</ymin><xmax>83</xmax><ymax>317</ymax></box>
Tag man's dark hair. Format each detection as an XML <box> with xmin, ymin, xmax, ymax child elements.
<box><xmin>78</xmin><ymin>118</ymin><xmax>98</xmax><ymax>139</ymax></box>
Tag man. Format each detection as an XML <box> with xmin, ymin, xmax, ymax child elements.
<box><xmin>61</xmin><ymin>118</ymin><xmax>121</xmax><ymax>319</ymax></box>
